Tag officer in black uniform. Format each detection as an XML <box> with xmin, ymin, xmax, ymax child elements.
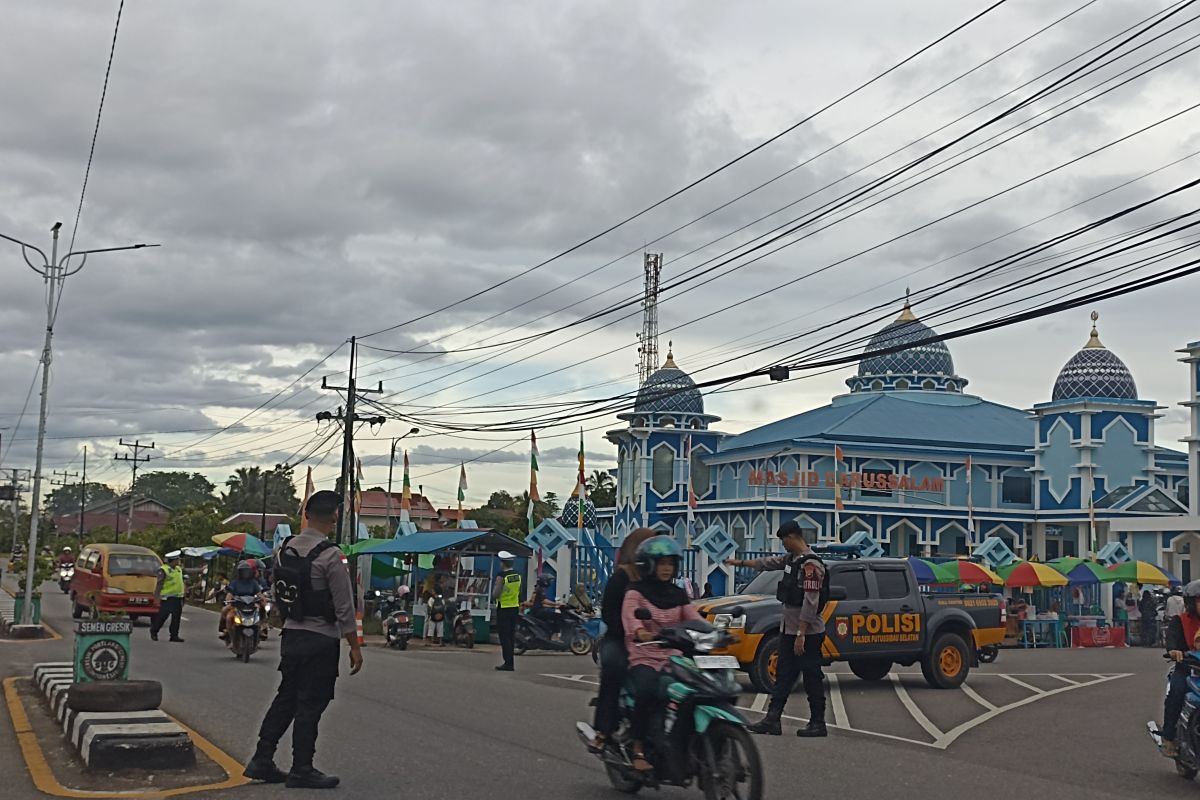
<box><xmin>244</xmin><ymin>490</ymin><xmax>363</xmax><ymax>789</ymax></box>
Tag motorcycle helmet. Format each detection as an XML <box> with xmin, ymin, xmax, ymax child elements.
<box><xmin>536</xmin><ymin>575</ymin><xmax>553</xmax><ymax>590</ymax></box>
<box><xmin>62</xmin><ymin>546</ymin><xmax>72</xmax><ymax>553</ymax></box>
<box><xmin>1183</xmin><ymin>580</ymin><xmax>1200</xmax><ymax>612</ymax></box>
<box><xmin>634</xmin><ymin>535</ymin><xmax>683</xmax><ymax>581</ymax></box>
<box><xmin>235</xmin><ymin>560</ymin><xmax>254</xmax><ymax>581</ymax></box>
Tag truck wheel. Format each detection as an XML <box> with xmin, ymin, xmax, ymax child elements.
<box><xmin>748</xmin><ymin>635</ymin><xmax>779</xmax><ymax>695</ymax></box>
<box><xmin>849</xmin><ymin>659</ymin><xmax>892</xmax><ymax>682</ymax></box>
<box><xmin>921</xmin><ymin>632</ymin><xmax>970</xmax><ymax>689</ymax></box>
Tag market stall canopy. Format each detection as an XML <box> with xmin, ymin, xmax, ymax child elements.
<box><xmin>1046</xmin><ymin>557</ymin><xmax>1116</xmax><ymax>585</ymax></box>
<box><xmin>998</xmin><ymin>560</ymin><xmax>1068</xmax><ymax>588</ymax></box>
<box><xmin>931</xmin><ymin>559</ymin><xmax>1003</xmax><ymax>585</ymax></box>
<box><xmin>348</xmin><ymin>530</ymin><xmax>532</xmax><ymax>557</ymax></box>
<box><xmin>1106</xmin><ymin>560</ymin><xmax>1180</xmax><ymax>586</ymax></box>
<box><xmin>211</xmin><ymin>532</ymin><xmax>271</xmax><ymax>558</ymax></box>
<box><xmin>906</xmin><ymin>556</ymin><xmax>939</xmax><ymax>584</ymax></box>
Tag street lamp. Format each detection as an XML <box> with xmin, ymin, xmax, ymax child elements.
<box><xmin>1</xmin><ymin>224</ymin><xmax>158</xmax><ymax>626</ymax></box>
<box><xmin>260</xmin><ymin>463</ymin><xmax>282</xmax><ymax>540</ymax></box>
<box><xmin>385</xmin><ymin>428</ymin><xmax>420</xmax><ymax>532</ymax></box>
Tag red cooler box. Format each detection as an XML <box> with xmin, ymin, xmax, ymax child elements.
<box><xmin>1071</xmin><ymin>626</ymin><xmax>1126</xmax><ymax>647</ymax></box>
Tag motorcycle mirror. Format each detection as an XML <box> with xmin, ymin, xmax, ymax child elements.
<box><xmin>634</xmin><ymin>607</ymin><xmax>653</xmax><ymax>621</ymax></box>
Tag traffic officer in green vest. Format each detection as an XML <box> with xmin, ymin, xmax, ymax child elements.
<box><xmin>151</xmin><ymin>550</ymin><xmax>186</xmax><ymax>642</ymax></box>
<box><xmin>493</xmin><ymin>551</ymin><xmax>522</xmax><ymax>671</ymax></box>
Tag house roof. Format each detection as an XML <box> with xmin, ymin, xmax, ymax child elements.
<box><xmin>222</xmin><ymin>512</ymin><xmax>290</xmax><ymax>526</ymax></box>
<box><xmin>357</xmin><ymin>490</ymin><xmax>438</xmax><ymax>519</ymax></box>
<box><xmin>718</xmin><ymin>391</ymin><xmax>1033</xmax><ymax>455</ymax></box>
<box><xmin>84</xmin><ymin>495</ymin><xmax>173</xmax><ymax>515</ymax></box>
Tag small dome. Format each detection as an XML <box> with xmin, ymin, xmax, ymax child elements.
<box><xmin>847</xmin><ymin>300</ymin><xmax>966</xmax><ymax>393</ymax></box>
<box><xmin>634</xmin><ymin>350</ymin><xmax>704</xmax><ymax>415</ymax></box>
<box><xmin>559</xmin><ymin>494</ymin><xmax>599</xmax><ymax>528</ymax></box>
<box><xmin>1052</xmin><ymin>313</ymin><xmax>1137</xmax><ymax>401</ymax></box>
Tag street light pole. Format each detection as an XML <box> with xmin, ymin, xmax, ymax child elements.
<box><xmin>1</xmin><ymin>224</ymin><xmax>158</xmax><ymax>626</ymax></box>
<box><xmin>385</xmin><ymin>428</ymin><xmax>419</xmax><ymax>534</ymax></box>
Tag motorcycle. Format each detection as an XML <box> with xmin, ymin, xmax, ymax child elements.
<box><xmin>452</xmin><ymin>603</ymin><xmax>475</xmax><ymax>648</ymax></box>
<box><xmin>58</xmin><ymin>565</ymin><xmax>74</xmax><ymax>594</ymax></box>
<box><xmin>576</xmin><ymin>606</ymin><xmax>762</xmax><ymax>799</ymax></box>
<box><xmin>1149</xmin><ymin>651</ymin><xmax>1200</xmax><ymax>781</ymax></box>
<box><xmin>385</xmin><ymin>608</ymin><xmax>413</xmax><ymax>650</ymax></box>
<box><xmin>515</xmin><ymin>607</ymin><xmax>592</xmax><ymax>656</ymax></box>
<box><xmin>228</xmin><ymin>595</ymin><xmax>262</xmax><ymax>663</ymax></box>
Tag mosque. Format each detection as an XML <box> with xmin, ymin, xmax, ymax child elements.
<box><xmin>595</xmin><ymin>303</ymin><xmax>1200</xmax><ymax>583</ymax></box>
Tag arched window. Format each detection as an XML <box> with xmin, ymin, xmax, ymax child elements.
<box><xmin>922</xmin><ymin>379</ymin><xmax>935</xmax><ymax>390</ymax></box>
<box><xmin>690</xmin><ymin>447</ymin><xmax>712</xmax><ymax>498</ymax></box>
<box><xmin>896</xmin><ymin>379</ymin><xmax>910</xmax><ymax>390</ymax></box>
<box><xmin>871</xmin><ymin>380</ymin><xmax>884</xmax><ymax>391</ymax></box>
<box><xmin>652</xmin><ymin>445</ymin><xmax>675</xmax><ymax>496</ymax></box>
<box><xmin>660</xmin><ymin>417</ymin><xmax>676</xmax><ymax>429</ymax></box>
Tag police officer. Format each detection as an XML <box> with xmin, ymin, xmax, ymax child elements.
<box><xmin>493</xmin><ymin>550</ymin><xmax>522</xmax><ymax>671</ymax></box>
<box><xmin>727</xmin><ymin>520</ymin><xmax>828</xmax><ymax>737</ymax></box>
<box><xmin>244</xmin><ymin>490</ymin><xmax>362</xmax><ymax>789</ymax></box>
<box><xmin>150</xmin><ymin>551</ymin><xmax>186</xmax><ymax>643</ymax></box>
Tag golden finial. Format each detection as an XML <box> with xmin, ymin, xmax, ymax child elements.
<box><xmin>663</xmin><ymin>341</ymin><xmax>677</xmax><ymax>369</ymax></box>
<box><xmin>896</xmin><ymin>288</ymin><xmax>917</xmax><ymax>322</ymax></box>
<box><xmin>1085</xmin><ymin>310</ymin><xmax>1104</xmax><ymax>348</ymax></box>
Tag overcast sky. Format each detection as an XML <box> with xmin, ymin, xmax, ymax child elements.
<box><xmin>0</xmin><ymin>0</ymin><xmax>1197</xmax><ymax>510</ymax></box>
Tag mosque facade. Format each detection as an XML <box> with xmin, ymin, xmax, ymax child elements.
<box><xmin>602</xmin><ymin>305</ymin><xmax>1198</xmax><ymax>581</ymax></box>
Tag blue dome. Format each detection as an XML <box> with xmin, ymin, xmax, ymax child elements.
<box><xmin>559</xmin><ymin>494</ymin><xmax>598</xmax><ymax>529</ymax></box>
<box><xmin>634</xmin><ymin>352</ymin><xmax>704</xmax><ymax>415</ymax></box>
<box><xmin>1052</xmin><ymin>319</ymin><xmax>1137</xmax><ymax>401</ymax></box>
<box><xmin>847</xmin><ymin>304</ymin><xmax>966</xmax><ymax>393</ymax></box>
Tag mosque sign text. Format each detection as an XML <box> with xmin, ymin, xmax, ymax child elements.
<box><xmin>747</xmin><ymin>469</ymin><xmax>945</xmax><ymax>493</ymax></box>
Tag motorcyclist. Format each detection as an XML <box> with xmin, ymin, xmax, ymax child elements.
<box><xmin>566</xmin><ymin>582</ymin><xmax>594</xmax><ymax>615</ymax></box>
<box><xmin>220</xmin><ymin>560</ymin><xmax>266</xmax><ymax>641</ymax></box>
<box><xmin>1161</xmin><ymin>579</ymin><xmax>1200</xmax><ymax>757</ymax></box>
<box><xmin>525</xmin><ymin>575</ymin><xmax>563</xmax><ymax>638</ymax></box>
<box><xmin>621</xmin><ymin>535</ymin><xmax>701</xmax><ymax>772</ymax></box>
<box><xmin>55</xmin><ymin>546</ymin><xmax>75</xmax><ymax>568</ymax></box>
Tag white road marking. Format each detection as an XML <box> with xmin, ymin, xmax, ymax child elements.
<box><xmin>889</xmin><ymin>674</ymin><xmax>943</xmax><ymax>741</ymax></box>
<box><xmin>827</xmin><ymin>673</ymin><xmax>849</xmax><ymax>729</ymax></box>
<box><xmin>959</xmin><ymin>682</ymin><xmax>997</xmax><ymax>711</ymax></box>
<box><xmin>1049</xmin><ymin>674</ymin><xmax>1080</xmax><ymax>685</ymax></box>
<box><xmin>997</xmin><ymin>674</ymin><xmax>1044</xmax><ymax>693</ymax></box>
<box><xmin>748</xmin><ymin>693</ymin><xmax>769</xmax><ymax>713</ymax></box>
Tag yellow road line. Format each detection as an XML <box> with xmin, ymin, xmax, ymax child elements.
<box><xmin>3</xmin><ymin>676</ymin><xmax>249</xmax><ymax>798</ymax></box>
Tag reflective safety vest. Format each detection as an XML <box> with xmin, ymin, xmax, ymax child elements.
<box><xmin>160</xmin><ymin>564</ymin><xmax>185</xmax><ymax>598</ymax></box>
<box><xmin>497</xmin><ymin>571</ymin><xmax>522</xmax><ymax>609</ymax></box>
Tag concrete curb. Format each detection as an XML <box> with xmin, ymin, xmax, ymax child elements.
<box><xmin>31</xmin><ymin>661</ymin><xmax>195</xmax><ymax>770</ymax></box>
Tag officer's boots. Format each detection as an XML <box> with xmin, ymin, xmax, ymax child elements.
<box><xmin>747</xmin><ymin>709</ymin><xmax>783</xmax><ymax>736</ymax></box>
<box><xmin>796</xmin><ymin>700</ymin><xmax>827</xmax><ymax>738</ymax></box>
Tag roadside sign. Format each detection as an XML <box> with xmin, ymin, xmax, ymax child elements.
<box><xmin>74</xmin><ymin>620</ymin><xmax>132</xmax><ymax>682</ymax></box>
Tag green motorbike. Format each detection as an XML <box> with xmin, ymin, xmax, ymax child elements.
<box><xmin>577</xmin><ymin>608</ymin><xmax>763</xmax><ymax>800</ymax></box>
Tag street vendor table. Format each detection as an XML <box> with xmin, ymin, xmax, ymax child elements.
<box><xmin>1021</xmin><ymin>618</ymin><xmax>1065</xmax><ymax>648</ymax></box>
<box><xmin>1071</xmin><ymin>625</ymin><xmax>1125</xmax><ymax>647</ymax></box>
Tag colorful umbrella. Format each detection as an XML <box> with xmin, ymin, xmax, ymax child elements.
<box><xmin>1106</xmin><ymin>560</ymin><xmax>1180</xmax><ymax>586</ymax></box>
<box><xmin>211</xmin><ymin>532</ymin><xmax>271</xmax><ymax>558</ymax></box>
<box><xmin>1047</xmin><ymin>557</ymin><xmax>1116</xmax><ymax>586</ymax></box>
<box><xmin>998</xmin><ymin>560</ymin><xmax>1068</xmax><ymax>588</ymax></box>
<box><xmin>931</xmin><ymin>559</ymin><xmax>1003</xmax><ymax>585</ymax></box>
<box><xmin>906</xmin><ymin>556</ymin><xmax>940</xmax><ymax>584</ymax></box>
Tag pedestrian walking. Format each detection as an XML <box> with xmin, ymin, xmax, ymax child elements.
<box><xmin>243</xmin><ymin>490</ymin><xmax>363</xmax><ymax>789</ymax></box>
<box><xmin>1140</xmin><ymin>589</ymin><xmax>1159</xmax><ymax>647</ymax></box>
<box><xmin>727</xmin><ymin>520</ymin><xmax>829</xmax><ymax>737</ymax></box>
<box><xmin>493</xmin><ymin>551</ymin><xmax>521</xmax><ymax>671</ymax></box>
<box><xmin>150</xmin><ymin>551</ymin><xmax>186</xmax><ymax>643</ymax></box>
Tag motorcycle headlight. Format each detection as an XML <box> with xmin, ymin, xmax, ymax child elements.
<box><xmin>713</xmin><ymin>613</ymin><xmax>746</xmax><ymax>630</ymax></box>
<box><xmin>686</xmin><ymin>629</ymin><xmax>722</xmax><ymax>652</ymax></box>
<box><xmin>233</xmin><ymin>615</ymin><xmax>242</xmax><ymax>624</ymax></box>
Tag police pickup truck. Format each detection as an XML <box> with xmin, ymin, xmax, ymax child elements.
<box><xmin>696</xmin><ymin>555</ymin><xmax>1004</xmax><ymax>692</ymax></box>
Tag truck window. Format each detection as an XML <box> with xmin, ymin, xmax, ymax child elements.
<box><xmin>873</xmin><ymin>568</ymin><xmax>910</xmax><ymax>599</ymax></box>
<box><xmin>831</xmin><ymin>567</ymin><xmax>868</xmax><ymax>600</ymax></box>
<box><xmin>107</xmin><ymin>554</ymin><xmax>160</xmax><ymax>577</ymax></box>
<box><xmin>744</xmin><ymin>571</ymin><xmax>782</xmax><ymax>596</ymax></box>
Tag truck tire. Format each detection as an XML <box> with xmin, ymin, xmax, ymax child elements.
<box><xmin>921</xmin><ymin>632</ymin><xmax>970</xmax><ymax>689</ymax></box>
<box><xmin>68</xmin><ymin>680</ymin><xmax>162</xmax><ymax>713</ymax></box>
<box><xmin>748</xmin><ymin>635</ymin><xmax>779</xmax><ymax>695</ymax></box>
<box><xmin>848</xmin><ymin>659</ymin><xmax>892</xmax><ymax>682</ymax></box>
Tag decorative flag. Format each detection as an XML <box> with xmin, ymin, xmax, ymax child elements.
<box><xmin>965</xmin><ymin>455</ymin><xmax>975</xmax><ymax>547</ymax></box>
<box><xmin>1088</xmin><ymin>467</ymin><xmax>1098</xmax><ymax>556</ymax></box>
<box><xmin>833</xmin><ymin>445</ymin><xmax>845</xmax><ymax>513</ymax></box>
<box><xmin>536</xmin><ymin>544</ymin><xmax>544</xmax><ymax>577</ymax></box>
<box><xmin>574</xmin><ymin>428</ymin><xmax>586</xmax><ymax>530</ymax></box>
<box><xmin>457</xmin><ymin>462</ymin><xmax>468</xmax><ymax>527</ymax></box>
<box><xmin>299</xmin><ymin>466</ymin><xmax>315</xmax><ymax>530</ymax></box>
<box><xmin>527</xmin><ymin>431</ymin><xmax>540</xmax><ymax>533</ymax></box>
<box><xmin>400</xmin><ymin>450</ymin><xmax>412</xmax><ymax>522</ymax></box>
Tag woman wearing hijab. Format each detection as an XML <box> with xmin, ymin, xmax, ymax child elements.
<box><xmin>587</xmin><ymin>527</ymin><xmax>655</xmax><ymax>752</ymax></box>
<box><xmin>566</xmin><ymin>582</ymin><xmax>595</xmax><ymax>615</ymax></box>
<box><xmin>621</xmin><ymin>535</ymin><xmax>701</xmax><ymax>772</ymax></box>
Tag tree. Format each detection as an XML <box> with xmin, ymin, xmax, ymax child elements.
<box><xmin>543</xmin><ymin>491</ymin><xmax>560</xmax><ymax>515</ymax></box>
<box><xmin>44</xmin><ymin>482</ymin><xmax>116</xmax><ymax>516</ymax></box>
<box><xmin>486</xmin><ymin>490</ymin><xmax>518</xmax><ymax>512</ymax></box>
<box><xmin>132</xmin><ymin>471</ymin><xmax>216</xmax><ymax>510</ymax></box>
<box><xmin>466</xmin><ymin>506</ymin><xmax>524</xmax><ymax>539</ymax></box>
<box><xmin>220</xmin><ymin>465</ymin><xmax>300</xmax><ymax>516</ymax></box>
<box><xmin>587</xmin><ymin>470</ymin><xmax>616</xmax><ymax>508</ymax></box>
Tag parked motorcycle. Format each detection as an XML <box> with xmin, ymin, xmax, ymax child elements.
<box><xmin>58</xmin><ymin>565</ymin><xmax>74</xmax><ymax>594</ymax></box>
<box><xmin>452</xmin><ymin>603</ymin><xmax>475</xmax><ymax>648</ymax></box>
<box><xmin>1148</xmin><ymin>651</ymin><xmax>1200</xmax><ymax>781</ymax></box>
<box><xmin>385</xmin><ymin>608</ymin><xmax>414</xmax><ymax>650</ymax></box>
<box><xmin>576</xmin><ymin>606</ymin><xmax>762</xmax><ymax>799</ymax></box>
<box><xmin>515</xmin><ymin>607</ymin><xmax>592</xmax><ymax>656</ymax></box>
<box><xmin>228</xmin><ymin>595</ymin><xmax>262</xmax><ymax>663</ymax></box>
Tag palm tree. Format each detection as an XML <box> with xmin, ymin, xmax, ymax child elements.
<box><xmin>587</xmin><ymin>470</ymin><xmax>616</xmax><ymax>507</ymax></box>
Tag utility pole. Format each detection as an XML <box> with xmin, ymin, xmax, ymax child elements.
<box><xmin>3</xmin><ymin>469</ymin><xmax>30</xmax><ymax>556</ymax></box>
<box><xmin>78</xmin><ymin>446</ymin><xmax>87</xmax><ymax>542</ymax></box>
<box><xmin>317</xmin><ymin>337</ymin><xmax>385</xmax><ymax>546</ymax></box>
<box><xmin>114</xmin><ymin>439</ymin><xmax>154</xmax><ymax>536</ymax></box>
<box><xmin>48</xmin><ymin>469</ymin><xmax>79</xmax><ymax>547</ymax></box>
<box><xmin>385</xmin><ymin>428</ymin><xmax>420</xmax><ymax>535</ymax></box>
<box><xmin>259</xmin><ymin>464</ymin><xmax>282</xmax><ymax>540</ymax></box>
<box><xmin>1</xmin><ymin>223</ymin><xmax>157</xmax><ymax>625</ymax></box>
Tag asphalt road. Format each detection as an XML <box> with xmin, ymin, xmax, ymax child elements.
<box><xmin>1</xmin><ymin>586</ymin><xmax>1195</xmax><ymax>799</ymax></box>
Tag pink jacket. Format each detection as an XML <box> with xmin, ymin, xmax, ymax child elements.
<box><xmin>622</xmin><ymin>588</ymin><xmax>702</xmax><ymax>670</ymax></box>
